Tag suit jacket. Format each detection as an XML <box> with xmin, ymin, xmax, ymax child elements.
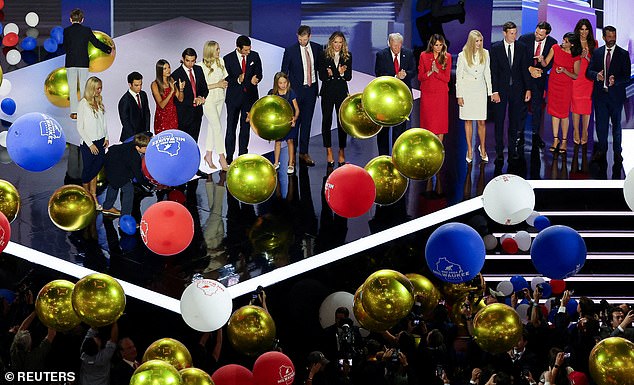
<box><xmin>518</xmin><ymin>33</ymin><xmax>557</xmax><ymax>88</ymax></box>
<box><xmin>104</xmin><ymin>141</ymin><xmax>145</xmax><ymax>189</ymax></box>
<box><xmin>110</xmin><ymin>359</ymin><xmax>136</xmax><ymax>385</ymax></box>
<box><xmin>318</xmin><ymin>51</ymin><xmax>352</xmax><ymax>100</ymax></box>
<box><xmin>171</xmin><ymin>64</ymin><xmax>209</xmax><ymax>123</ymax></box>
<box><xmin>281</xmin><ymin>41</ymin><xmax>323</xmax><ymax>94</ymax></box>
<box><xmin>63</xmin><ymin>23</ymin><xmax>112</xmax><ymax>68</ymax></box>
<box><xmin>374</xmin><ymin>47</ymin><xmax>417</xmax><ymax>88</ymax></box>
<box><xmin>490</xmin><ymin>40</ymin><xmax>532</xmax><ymax>95</ymax></box>
<box><xmin>118</xmin><ymin>90</ymin><xmax>151</xmax><ymax>142</ymax></box>
<box><xmin>586</xmin><ymin>44</ymin><xmax>631</xmax><ymax>102</ymax></box>
<box><xmin>224</xmin><ymin>50</ymin><xmax>263</xmax><ymax>106</ymax></box>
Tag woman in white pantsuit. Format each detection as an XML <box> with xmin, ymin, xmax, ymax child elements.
<box><xmin>456</xmin><ymin>30</ymin><xmax>492</xmax><ymax>163</ymax></box>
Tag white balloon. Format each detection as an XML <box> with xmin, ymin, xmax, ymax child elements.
<box><xmin>483</xmin><ymin>234</ymin><xmax>498</xmax><ymax>250</ymax></box>
<box><xmin>6</xmin><ymin>50</ymin><xmax>21</xmax><ymax>66</ymax></box>
<box><xmin>544</xmin><ymin>298</ymin><xmax>553</xmax><ymax>312</ymax></box>
<box><xmin>3</xmin><ymin>23</ymin><xmax>19</xmax><ymax>35</ymax></box>
<box><xmin>624</xmin><ymin>168</ymin><xmax>634</xmax><ymax>211</ymax></box>
<box><xmin>0</xmin><ymin>131</ymin><xmax>7</xmax><ymax>147</ymax></box>
<box><xmin>25</xmin><ymin>12</ymin><xmax>40</xmax><ymax>27</ymax></box>
<box><xmin>496</xmin><ymin>281</ymin><xmax>514</xmax><ymax>296</ymax></box>
<box><xmin>514</xmin><ymin>231</ymin><xmax>532</xmax><ymax>251</ymax></box>
<box><xmin>515</xmin><ymin>303</ymin><xmax>530</xmax><ymax>324</ymax></box>
<box><xmin>180</xmin><ymin>279</ymin><xmax>232</xmax><ymax>331</ymax></box>
<box><xmin>0</xmin><ymin>79</ymin><xmax>12</xmax><ymax>97</ymax></box>
<box><xmin>482</xmin><ymin>174</ymin><xmax>535</xmax><ymax>225</ymax></box>
<box><xmin>526</xmin><ymin>211</ymin><xmax>540</xmax><ymax>226</ymax></box>
<box><xmin>26</xmin><ymin>27</ymin><xmax>39</xmax><ymax>38</ymax></box>
<box><xmin>318</xmin><ymin>291</ymin><xmax>358</xmax><ymax>329</ymax></box>
<box><xmin>530</xmin><ymin>276</ymin><xmax>545</xmax><ymax>291</ymax></box>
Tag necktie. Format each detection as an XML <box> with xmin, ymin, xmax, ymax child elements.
<box><xmin>188</xmin><ymin>68</ymin><xmax>197</xmax><ymax>99</ymax></box>
<box><xmin>394</xmin><ymin>54</ymin><xmax>400</xmax><ymax>75</ymax></box>
<box><xmin>136</xmin><ymin>93</ymin><xmax>141</xmax><ymax>108</ymax></box>
<box><xmin>605</xmin><ymin>48</ymin><xmax>612</xmax><ymax>88</ymax></box>
<box><xmin>534</xmin><ymin>41</ymin><xmax>542</xmax><ymax>66</ymax></box>
<box><xmin>241</xmin><ymin>55</ymin><xmax>246</xmax><ymax>74</ymax></box>
<box><xmin>507</xmin><ymin>44</ymin><xmax>513</xmax><ymax>68</ymax></box>
<box><xmin>133</xmin><ymin>361</ymin><xmax>139</xmax><ymax>369</ymax></box>
<box><xmin>305</xmin><ymin>46</ymin><xmax>312</xmax><ymax>85</ymax></box>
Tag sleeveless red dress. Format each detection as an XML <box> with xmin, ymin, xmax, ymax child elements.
<box><xmin>154</xmin><ymin>86</ymin><xmax>178</xmax><ymax>134</ymax></box>
<box><xmin>571</xmin><ymin>51</ymin><xmax>593</xmax><ymax>115</ymax></box>
<box><xmin>547</xmin><ymin>45</ymin><xmax>580</xmax><ymax>119</ymax></box>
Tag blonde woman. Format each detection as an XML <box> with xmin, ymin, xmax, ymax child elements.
<box><xmin>198</xmin><ymin>41</ymin><xmax>229</xmax><ymax>170</ymax></box>
<box><xmin>77</xmin><ymin>76</ymin><xmax>108</xmax><ymax>209</ymax></box>
<box><xmin>456</xmin><ymin>30</ymin><xmax>492</xmax><ymax>163</ymax></box>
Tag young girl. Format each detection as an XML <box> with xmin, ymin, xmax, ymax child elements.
<box><xmin>269</xmin><ymin>72</ymin><xmax>299</xmax><ymax>174</ymax></box>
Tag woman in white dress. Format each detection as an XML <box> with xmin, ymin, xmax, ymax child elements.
<box><xmin>456</xmin><ymin>30</ymin><xmax>492</xmax><ymax>163</ymax></box>
<box><xmin>198</xmin><ymin>40</ymin><xmax>229</xmax><ymax>170</ymax></box>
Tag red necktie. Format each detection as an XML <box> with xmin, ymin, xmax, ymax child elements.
<box><xmin>188</xmin><ymin>68</ymin><xmax>197</xmax><ymax>100</ymax></box>
<box><xmin>136</xmin><ymin>93</ymin><xmax>141</xmax><ymax>108</ymax></box>
<box><xmin>305</xmin><ymin>47</ymin><xmax>312</xmax><ymax>85</ymax></box>
<box><xmin>394</xmin><ymin>54</ymin><xmax>400</xmax><ymax>75</ymax></box>
<box><xmin>241</xmin><ymin>55</ymin><xmax>246</xmax><ymax>74</ymax></box>
<box><xmin>534</xmin><ymin>41</ymin><xmax>541</xmax><ymax>66</ymax></box>
<box><xmin>605</xmin><ymin>48</ymin><xmax>612</xmax><ymax>88</ymax></box>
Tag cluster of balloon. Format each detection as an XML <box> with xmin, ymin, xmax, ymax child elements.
<box><xmin>531</xmin><ymin>225</ymin><xmax>586</xmax><ymax>279</ymax></box>
<box><xmin>589</xmin><ymin>337</ymin><xmax>634</xmax><ymax>385</ymax></box>
<box><xmin>450</xmin><ymin>295</ymin><xmax>486</xmax><ymax>331</ymax></box>
<box><xmin>253</xmin><ymin>351</ymin><xmax>295</xmax><ymax>385</ymax></box>
<box><xmin>319</xmin><ymin>291</ymin><xmax>357</xmax><ymax>329</ymax></box>
<box><xmin>6</xmin><ymin>112</ymin><xmax>66</xmax><ymax>172</ymax></box>
<box><xmin>482</xmin><ymin>174</ymin><xmax>535</xmax><ymax>225</ymax></box>
<box><xmin>324</xmin><ymin>164</ymin><xmax>376</xmax><ymax>218</ymax></box>
<box><xmin>71</xmin><ymin>273</ymin><xmax>125</xmax><ymax>327</ymax></box>
<box><xmin>441</xmin><ymin>273</ymin><xmax>485</xmax><ymax>304</ymax></box>
<box><xmin>180</xmin><ymin>367</ymin><xmax>214</xmax><ymax>385</ymax></box>
<box><xmin>391</xmin><ymin>128</ymin><xmax>444</xmax><ymax>180</ymax></box>
<box><xmin>35</xmin><ymin>280</ymin><xmax>81</xmax><ymax>331</ymax></box>
<box><xmin>353</xmin><ymin>286</ymin><xmax>395</xmax><ymax>332</ymax></box>
<box><xmin>472</xmin><ymin>303</ymin><xmax>522</xmax><ymax>353</ymax></box>
<box><xmin>212</xmin><ymin>364</ymin><xmax>254</xmax><ymax>385</ymax></box>
<box><xmin>362</xmin><ymin>76</ymin><xmax>413</xmax><ymax>126</ymax></box>
<box><xmin>425</xmin><ymin>222</ymin><xmax>486</xmax><ymax>283</ymax></box>
<box><xmin>405</xmin><ymin>273</ymin><xmax>442</xmax><ymax>317</ymax></box>
<box><xmin>180</xmin><ymin>279</ymin><xmax>232</xmax><ymax>332</ymax></box>
<box><xmin>0</xmin><ymin>211</ymin><xmax>10</xmax><ymax>253</ymax></box>
<box><xmin>226</xmin><ymin>154</ymin><xmax>277</xmax><ymax>204</ymax></box>
<box><xmin>143</xmin><ymin>338</ymin><xmax>193</xmax><ymax>370</ymax></box>
<box><xmin>339</xmin><ymin>93</ymin><xmax>382</xmax><ymax>139</ymax></box>
<box><xmin>227</xmin><ymin>305</ymin><xmax>276</xmax><ymax>356</ymax></box>
<box><xmin>145</xmin><ymin>130</ymin><xmax>200</xmax><ymax>187</ymax></box>
<box><xmin>0</xmin><ymin>179</ymin><xmax>20</xmax><ymax>223</ymax></box>
<box><xmin>140</xmin><ymin>201</ymin><xmax>194</xmax><ymax>256</ymax></box>
<box><xmin>130</xmin><ymin>360</ymin><xmax>182</xmax><ymax>385</ymax></box>
<box><xmin>364</xmin><ymin>156</ymin><xmax>408</xmax><ymax>205</ymax></box>
<box><xmin>249</xmin><ymin>95</ymin><xmax>293</xmax><ymax>140</ymax></box>
<box><xmin>44</xmin><ymin>67</ymin><xmax>79</xmax><ymax>107</ymax></box>
<box><xmin>88</xmin><ymin>31</ymin><xmax>116</xmax><ymax>72</ymax></box>
<box><xmin>624</xmin><ymin>168</ymin><xmax>634</xmax><ymax>211</ymax></box>
<box><xmin>48</xmin><ymin>185</ymin><xmax>97</xmax><ymax>231</ymax></box>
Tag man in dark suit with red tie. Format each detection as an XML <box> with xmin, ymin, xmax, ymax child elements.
<box><xmin>374</xmin><ymin>32</ymin><xmax>417</xmax><ymax>156</ymax></box>
<box><xmin>282</xmin><ymin>25</ymin><xmax>323</xmax><ymax>167</ymax></box>
<box><xmin>171</xmin><ymin>48</ymin><xmax>209</xmax><ymax>143</ymax></box>
<box><xmin>224</xmin><ymin>35</ymin><xmax>263</xmax><ymax>163</ymax></box>
<box><xmin>118</xmin><ymin>72</ymin><xmax>151</xmax><ymax>142</ymax></box>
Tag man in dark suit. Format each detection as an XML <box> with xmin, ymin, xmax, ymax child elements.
<box><xmin>490</xmin><ymin>21</ymin><xmax>532</xmax><ymax>163</ymax></box>
<box><xmin>518</xmin><ymin>21</ymin><xmax>557</xmax><ymax>150</ymax></box>
<box><xmin>63</xmin><ymin>8</ymin><xmax>112</xmax><ymax>119</ymax></box>
<box><xmin>587</xmin><ymin>26</ymin><xmax>631</xmax><ymax>173</ymax></box>
<box><xmin>224</xmin><ymin>35</ymin><xmax>263</xmax><ymax>163</ymax></box>
<box><xmin>110</xmin><ymin>337</ymin><xmax>139</xmax><ymax>385</ymax></box>
<box><xmin>281</xmin><ymin>25</ymin><xmax>323</xmax><ymax>167</ymax></box>
<box><xmin>374</xmin><ymin>32</ymin><xmax>417</xmax><ymax>155</ymax></box>
<box><xmin>171</xmin><ymin>48</ymin><xmax>209</xmax><ymax>143</ymax></box>
<box><xmin>118</xmin><ymin>72</ymin><xmax>151</xmax><ymax>142</ymax></box>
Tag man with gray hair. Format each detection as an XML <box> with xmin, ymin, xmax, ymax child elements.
<box><xmin>374</xmin><ymin>32</ymin><xmax>417</xmax><ymax>155</ymax></box>
<box><xmin>10</xmin><ymin>311</ymin><xmax>56</xmax><ymax>372</ymax></box>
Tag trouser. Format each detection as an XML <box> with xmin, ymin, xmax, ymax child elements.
<box><xmin>296</xmin><ymin>84</ymin><xmax>318</xmax><ymax>154</ymax></box>
<box><xmin>66</xmin><ymin>67</ymin><xmax>89</xmax><ymax>114</ymax></box>
<box><xmin>103</xmin><ymin>181</ymin><xmax>134</xmax><ymax>216</ymax></box>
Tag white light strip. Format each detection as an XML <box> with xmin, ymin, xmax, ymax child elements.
<box><xmin>493</xmin><ymin>232</ymin><xmax>634</xmax><ymax>238</ymax></box>
<box><xmin>4</xmin><ymin>242</ymin><xmax>181</xmax><ymax>313</ymax></box>
<box><xmin>527</xmin><ymin>180</ymin><xmax>624</xmax><ymax>189</ymax></box>
<box><xmin>483</xmin><ymin>275</ymin><xmax>634</xmax><ymax>282</ymax></box>
<box><xmin>485</xmin><ymin>254</ymin><xmax>634</xmax><ymax>260</ymax></box>
<box><xmin>539</xmin><ymin>211</ymin><xmax>634</xmax><ymax>216</ymax></box>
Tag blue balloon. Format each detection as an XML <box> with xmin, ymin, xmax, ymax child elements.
<box><xmin>0</xmin><ymin>289</ymin><xmax>16</xmax><ymax>304</ymax></box>
<box><xmin>145</xmin><ymin>130</ymin><xmax>200</xmax><ymax>186</ymax></box>
<box><xmin>566</xmin><ymin>298</ymin><xmax>578</xmax><ymax>316</ymax></box>
<box><xmin>425</xmin><ymin>222</ymin><xmax>486</xmax><ymax>283</ymax></box>
<box><xmin>119</xmin><ymin>215</ymin><xmax>137</xmax><ymax>235</ymax></box>
<box><xmin>51</xmin><ymin>26</ymin><xmax>64</xmax><ymax>44</ymax></box>
<box><xmin>533</xmin><ymin>215</ymin><xmax>551</xmax><ymax>231</ymax></box>
<box><xmin>510</xmin><ymin>275</ymin><xmax>529</xmax><ymax>292</ymax></box>
<box><xmin>119</xmin><ymin>234</ymin><xmax>137</xmax><ymax>252</ymax></box>
<box><xmin>531</xmin><ymin>225</ymin><xmax>586</xmax><ymax>279</ymax></box>
<box><xmin>1</xmin><ymin>98</ymin><xmax>16</xmax><ymax>115</ymax></box>
<box><xmin>540</xmin><ymin>282</ymin><xmax>553</xmax><ymax>298</ymax></box>
<box><xmin>43</xmin><ymin>38</ymin><xmax>58</xmax><ymax>53</ymax></box>
<box><xmin>20</xmin><ymin>36</ymin><xmax>37</xmax><ymax>51</ymax></box>
<box><xmin>6</xmin><ymin>113</ymin><xmax>66</xmax><ymax>172</ymax></box>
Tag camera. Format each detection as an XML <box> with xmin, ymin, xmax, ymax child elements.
<box><xmin>338</xmin><ymin>358</ymin><xmax>352</xmax><ymax>370</ymax></box>
<box><xmin>536</xmin><ymin>284</ymin><xmax>543</xmax><ymax>293</ymax></box>
<box><xmin>436</xmin><ymin>365</ymin><xmax>444</xmax><ymax>377</ymax></box>
<box><xmin>391</xmin><ymin>349</ymin><xmax>400</xmax><ymax>362</ymax></box>
<box><xmin>563</xmin><ymin>352</ymin><xmax>571</xmax><ymax>359</ymax></box>
<box><xmin>413</xmin><ymin>318</ymin><xmax>421</xmax><ymax>326</ymax></box>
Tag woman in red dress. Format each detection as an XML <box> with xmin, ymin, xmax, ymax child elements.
<box><xmin>151</xmin><ymin>59</ymin><xmax>183</xmax><ymax>134</ymax></box>
<box><xmin>571</xmin><ymin>19</ymin><xmax>595</xmax><ymax>148</ymax></box>
<box><xmin>539</xmin><ymin>32</ymin><xmax>581</xmax><ymax>154</ymax></box>
<box><xmin>418</xmin><ymin>34</ymin><xmax>452</xmax><ymax>142</ymax></box>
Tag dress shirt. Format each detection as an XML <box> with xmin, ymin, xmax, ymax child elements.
<box><xmin>504</xmin><ymin>41</ymin><xmax>515</xmax><ymax>66</ymax></box>
<box><xmin>603</xmin><ymin>44</ymin><xmax>617</xmax><ymax>88</ymax></box>
<box><xmin>128</xmin><ymin>89</ymin><xmax>140</xmax><ymax>106</ymax></box>
<box><xmin>392</xmin><ymin>50</ymin><xmax>400</xmax><ymax>73</ymax></box>
<box><xmin>300</xmin><ymin>43</ymin><xmax>315</xmax><ymax>86</ymax></box>
<box><xmin>182</xmin><ymin>64</ymin><xmax>195</xmax><ymax>82</ymax></box>
<box><xmin>334</xmin><ymin>52</ymin><xmax>340</xmax><ymax>68</ymax></box>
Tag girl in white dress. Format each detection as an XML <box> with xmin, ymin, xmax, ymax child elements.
<box><xmin>456</xmin><ymin>30</ymin><xmax>492</xmax><ymax>163</ymax></box>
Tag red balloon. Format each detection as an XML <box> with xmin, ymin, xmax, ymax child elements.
<box><xmin>253</xmin><ymin>351</ymin><xmax>295</xmax><ymax>385</ymax></box>
<box><xmin>0</xmin><ymin>211</ymin><xmax>10</xmax><ymax>253</ymax></box>
<box><xmin>168</xmin><ymin>190</ymin><xmax>186</xmax><ymax>204</ymax></box>
<box><xmin>212</xmin><ymin>364</ymin><xmax>254</xmax><ymax>385</ymax></box>
<box><xmin>2</xmin><ymin>32</ymin><xmax>18</xmax><ymax>47</ymax></box>
<box><xmin>141</xmin><ymin>156</ymin><xmax>159</xmax><ymax>186</ymax></box>
<box><xmin>501</xmin><ymin>238</ymin><xmax>519</xmax><ymax>254</ymax></box>
<box><xmin>550</xmin><ymin>279</ymin><xmax>566</xmax><ymax>295</ymax></box>
<box><xmin>324</xmin><ymin>164</ymin><xmax>376</xmax><ymax>218</ymax></box>
<box><xmin>0</xmin><ymin>1</ymin><xmax>4</xmax><ymax>10</ymax></box>
<box><xmin>140</xmin><ymin>201</ymin><xmax>194</xmax><ymax>256</ymax></box>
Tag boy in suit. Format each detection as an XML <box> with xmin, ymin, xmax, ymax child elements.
<box><xmin>118</xmin><ymin>72</ymin><xmax>151</xmax><ymax>142</ymax></box>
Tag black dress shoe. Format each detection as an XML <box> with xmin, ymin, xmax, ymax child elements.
<box><xmin>338</xmin><ymin>161</ymin><xmax>346</xmax><ymax>167</ymax></box>
<box><xmin>327</xmin><ymin>161</ymin><xmax>335</xmax><ymax>168</ymax></box>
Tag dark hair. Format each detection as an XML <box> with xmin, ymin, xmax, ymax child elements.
<box><xmin>335</xmin><ymin>306</ymin><xmax>349</xmax><ymax>317</ymax></box>
<box><xmin>154</xmin><ymin>59</ymin><xmax>170</xmax><ymax>94</ymax></box>
<box><xmin>503</xmin><ymin>21</ymin><xmax>517</xmax><ymax>32</ymax></box>
<box><xmin>297</xmin><ymin>25</ymin><xmax>311</xmax><ymax>36</ymax></box>
<box><xmin>70</xmin><ymin>8</ymin><xmax>83</xmax><ymax>22</ymax></box>
<box><xmin>425</xmin><ymin>34</ymin><xmax>448</xmax><ymax>69</ymax></box>
<box><xmin>603</xmin><ymin>25</ymin><xmax>616</xmax><ymax>36</ymax></box>
<box><xmin>81</xmin><ymin>337</ymin><xmax>100</xmax><ymax>357</ymax></box>
<box><xmin>564</xmin><ymin>32</ymin><xmax>583</xmax><ymax>57</ymax></box>
<box><xmin>181</xmin><ymin>48</ymin><xmax>197</xmax><ymax>59</ymax></box>
<box><xmin>495</xmin><ymin>372</ymin><xmax>512</xmax><ymax>385</ymax></box>
<box><xmin>366</xmin><ymin>339</ymin><xmax>381</xmax><ymax>355</ymax></box>
<box><xmin>127</xmin><ymin>71</ymin><xmax>142</xmax><ymax>84</ymax></box>
<box><xmin>574</xmin><ymin>18</ymin><xmax>596</xmax><ymax>52</ymax></box>
<box><xmin>578</xmin><ymin>296</ymin><xmax>595</xmax><ymax>316</ymax></box>
<box><xmin>536</xmin><ymin>21</ymin><xmax>552</xmax><ymax>34</ymax></box>
<box><xmin>236</xmin><ymin>35</ymin><xmax>251</xmax><ymax>49</ymax></box>
<box><xmin>133</xmin><ymin>133</ymin><xmax>150</xmax><ymax>148</ymax></box>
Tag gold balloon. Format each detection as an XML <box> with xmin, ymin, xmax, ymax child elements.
<box><xmin>249</xmin><ymin>95</ymin><xmax>293</xmax><ymax>140</ymax></box>
<box><xmin>71</xmin><ymin>273</ymin><xmax>125</xmax><ymax>327</ymax></box>
<box><xmin>449</xmin><ymin>295</ymin><xmax>487</xmax><ymax>331</ymax></box>
<box><xmin>392</xmin><ymin>128</ymin><xmax>445</xmax><ymax>180</ymax></box>
<box><xmin>96</xmin><ymin>167</ymin><xmax>107</xmax><ymax>189</ymax></box>
<box><xmin>405</xmin><ymin>273</ymin><xmax>441</xmax><ymax>316</ymax></box>
<box><xmin>48</xmin><ymin>185</ymin><xmax>96</xmax><ymax>231</ymax></box>
<box><xmin>0</xmin><ymin>179</ymin><xmax>20</xmax><ymax>223</ymax></box>
<box><xmin>0</xmin><ymin>65</ymin><xmax>3</xmax><ymax>87</ymax></box>
<box><xmin>441</xmin><ymin>273</ymin><xmax>485</xmax><ymax>304</ymax></box>
<box><xmin>589</xmin><ymin>337</ymin><xmax>634</xmax><ymax>385</ymax></box>
<box><xmin>226</xmin><ymin>154</ymin><xmax>277</xmax><ymax>204</ymax></box>
<box><xmin>227</xmin><ymin>305</ymin><xmax>276</xmax><ymax>356</ymax></box>
<box><xmin>353</xmin><ymin>286</ymin><xmax>396</xmax><ymax>332</ymax></box>
<box><xmin>361</xmin><ymin>76</ymin><xmax>413</xmax><ymax>126</ymax></box>
<box><xmin>364</xmin><ymin>156</ymin><xmax>409</xmax><ymax>205</ymax></box>
<box><xmin>143</xmin><ymin>338</ymin><xmax>193</xmax><ymax>371</ymax></box>
<box><xmin>339</xmin><ymin>93</ymin><xmax>382</xmax><ymax>139</ymax></box>
<box><xmin>180</xmin><ymin>368</ymin><xmax>214</xmax><ymax>385</ymax></box>
<box><xmin>35</xmin><ymin>280</ymin><xmax>81</xmax><ymax>331</ymax></box>
<box><xmin>361</xmin><ymin>269</ymin><xmax>414</xmax><ymax>324</ymax></box>
<box><xmin>131</xmin><ymin>359</ymin><xmax>183</xmax><ymax>385</ymax></box>
<box><xmin>472</xmin><ymin>303</ymin><xmax>522</xmax><ymax>354</ymax></box>
<box><xmin>88</xmin><ymin>31</ymin><xmax>116</xmax><ymax>72</ymax></box>
<box><xmin>44</xmin><ymin>67</ymin><xmax>80</xmax><ymax>108</ymax></box>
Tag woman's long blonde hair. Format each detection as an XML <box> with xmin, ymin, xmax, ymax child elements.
<box><xmin>463</xmin><ymin>30</ymin><xmax>486</xmax><ymax>67</ymax></box>
<box><xmin>83</xmin><ymin>76</ymin><xmax>104</xmax><ymax>114</ymax></box>
<box><xmin>425</xmin><ymin>34</ymin><xmax>448</xmax><ymax>69</ymax></box>
<box><xmin>325</xmin><ymin>31</ymin><xmax>350</xmax><ymax>62</ymax></box>
<box><xmin>202</xmin><ymin>40</ymin><xmax>224</xmax><ymax>75</ymax></box>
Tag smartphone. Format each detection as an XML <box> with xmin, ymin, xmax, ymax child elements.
<box><xmin>563</xmin><ymin>352</ymin><xmax>571</xmax><ymax>359</ymax></box>
<box><xmin>413</xmin><ymin>319</ymin><xmax>421</xmax><ymax>326</ymax></box>
<box><xmin>436</xmin><ymin>365</ymin><xmax>444</xmax><ymax>377</ymax></box>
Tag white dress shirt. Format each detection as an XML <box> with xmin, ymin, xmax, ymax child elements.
<box><xmin>77</xmin><ymin>98</ymin><xmax>107</xmax><ymax>145</ymax></box>
<box><xmin>300</xmin><ymin>43</ymin><xmax>315</xmax><ymax>86</ymax></box>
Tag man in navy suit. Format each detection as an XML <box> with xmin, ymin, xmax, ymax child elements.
<box><xmin>118</xmin><ymin>72</ymin><xmax>151</xmax><ymax>142</ymax></box>
<box><xmin>171</xmin><ymin>48</ymin><xmax>209</xmax><ymax>144</ymax></box>
<box><xmin>224</xmin><ymin>35</ymin><xmax>263</xmax><ymax>163</ymax></box>
<box><xmin>587</xmin><ymin>26</ymin><xmax>631</xmax><ymax>173</ymax></box>
<box><xmin>282</xmin><ymin>25</ymin><xmax>323</xmax><ymax>167</ymax></box>
<box><xmin>374</xmin><ymin>32</ymin><xmax>417</xmax><ymax>155</ymax></box>
<box><xmin>490</xmin><ymin>21</ymin><xmax>532</xmax><ymax>163</ymax></box>
<box><xmin>518</xmin><ymin>21</ymin><xmax>557</xmax><ymax>150</ymax></box>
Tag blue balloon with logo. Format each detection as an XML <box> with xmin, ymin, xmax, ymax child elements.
<box><xmin>20</xmin><ymin>36</ymin><xmax>37</xmax><ymax>51</ymax></box>
<box><xmin>531</xmin><ymin>225</ymin><xmax>586</xmax><ymax>280</ymax></box>
<box><xmin>145</xmin><ymin>130</ymin><xmax>200</xmax><ymax>186</ymax></box>
<box><xmin>119</xmin><ymin>215</ymin><xmax>137</xmax><ymax>235</ymax></box>
<box><xmin>425</xmin><ymin>222</ymin><xmax>486</xmax><ymax>283</ymax></box>
<box><xmin>51</xmin><ymin>26</ymin><xmax>64</xmax><ymax>44</ymax></box>
<box><xmin>1</xmin><ymin>98</ymin><xmax>16</xmax><ymax>115</ymax></box>
<box><xmin>6</xmin><ymin>112</ymin><xmax>66</xmax><ymax>172</ymax></box>
<box><xmin>510</xmin><ymin>275</ymin><xmax>529</xmax><ymax>292</ymax></box>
